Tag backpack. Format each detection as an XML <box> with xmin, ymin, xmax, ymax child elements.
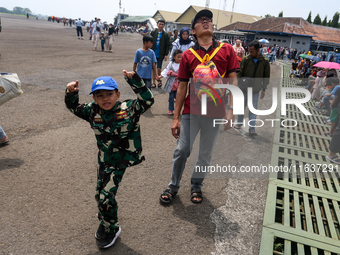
<box><xmin>189</xmin><ymin>43</ymin><xmax>226</xmax><ymax>104</ymax></box>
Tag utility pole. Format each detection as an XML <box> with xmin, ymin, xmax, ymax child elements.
<box><xmin>205</xmin><ymin>0</ymin><xmax>210</xmax><ymax>9</ymax></box>
<box><xmin>223</xmin><ymin>0</ymin><xmax>227</xmax><ymax>11</ymax></box>
<box><xmin>117</xmin><ymin>0</ymin><xmax>122</xmax><ymax>25</ymax></box>
<box><xmin>230</xmin><ymin>0</ymin><xmax>235</xmax><ymax>24</ymax></box>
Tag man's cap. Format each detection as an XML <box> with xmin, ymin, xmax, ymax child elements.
<box><xmin>90</xmin><ymin>76</ymin><xmax>119</xmax><ymax>95</ymax></box>
<box><xmin>101</xmin><ymin>31</ymin><xmax>104</xmax><ymax>34</ymax></box>
<box><xmin>191</xmin><ymin>9</ymin><xmax>213</xmax><ymax>29</ymax></box>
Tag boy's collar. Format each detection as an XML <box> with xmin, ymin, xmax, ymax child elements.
<box><xmin>193</xmin><ymin>39</ymin><xmax>218</xmax><ymax>50</ymax></box>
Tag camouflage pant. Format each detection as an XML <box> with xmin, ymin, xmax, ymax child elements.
<box><xmin>95</xmin><ymin>164</ymin><xmax>126</xmax><ymax>234</ymax></box>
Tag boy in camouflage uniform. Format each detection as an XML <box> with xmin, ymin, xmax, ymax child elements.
<box><xmin>65</xmin><ymin>71</ymin><xmax>154</xmax><ymax>248</ymax></box>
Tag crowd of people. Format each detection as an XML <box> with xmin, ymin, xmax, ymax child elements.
<box><xmin>57</xmin><ymin>9</ymin><xmax>273</xmax><ymax>249</ymax></box>
<box><xmin>85</xmin><ymin>18</ymin><xmax>119</xmax><ymax>52</ymax></box>
<box><xmin>302</xmin><ymin>66</ymin><xmax>340</xmax><ymax>163</ymax></box>
<box><xmin>3</xmin><ymin>9</ymin><xmax>339</xmax><ymax>251</ymax></box>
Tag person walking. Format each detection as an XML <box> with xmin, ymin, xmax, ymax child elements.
<box><xmin>105</xmin><ymin>24</ymin><xmax>115</xmax><ymax>53</ymax></box>
<box><xmin>234</xmin><ymin>40</ymin><xmax>270</xmax><ymax>136</ymax></box>
<box><xmin>157</xmin><ymin>49</ymin><xmax>183</xmax><ymax>115</ymax></box>
<box><xmin>159</xmin><ymin>9</ymin><xmax>239</xmax><ymax>204</ymax></box>
<box><xmin>150</xmin><ymin>19</ymin><xmax>171</xmax><ymax>88</ymax></box>
<box><xmin>169</xmin><ymin>27</ymin><xmax>194</xmax><ymax>62</ymax></box>
<box><xmin>76</xmin><ymin>18</ymin><xmax>84</xmax><ymax>40</ymax></box>
<box><xmin>91</xmin><ymin>18</ymin><xmax>102</xmax><ymax>51</ymax></box>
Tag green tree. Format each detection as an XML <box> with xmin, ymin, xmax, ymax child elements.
<box><xmin>328</xmin><ymin>20</ymin><xmax>332</xmax><ymax>26</ymax></box>
<box><xmin>278</xmin><ymin>11</ymin><xmax>283</xmax><ymax>17</ymax></box>
<box><xmin>313</xmin><ymin>14</ymin><xmax>321</xmax><ymax>25</ymax></box>
<box><xmin>322</xmin><ymin>15</ymin><xmax>328</xmax><ymax>26</ymax></box>
<box><xmin>306</xmin><ymin>11</ymin><xmax>312</xmax><ymax>23</ymax></box>
<box><xmin>23</xmin><ymin>8</ymin><xmax>32</xmax><ymax>15</ymax></box>
<box><xmin>12</xmin><ymin>6</ymin><xmax>24</xmax><ymax>15</ymax></box>
<box><xmin>0</xmin><ymin>7</ymin><xmax>11</xmax><ymax>14</ymax></box>
<box><xmin>12</xmin><ymin>6</ymin><xmax>31</xmax><ymax>15</ymax></box>
<box><xmin>330</xmin><ymin>12</ymin><xmax>340</xmax><ymax>28</ymax></box>
<box><xmin>265</xmin><ymin>14</ymin><xmax>273</xmax><ymax>18</ymax></box>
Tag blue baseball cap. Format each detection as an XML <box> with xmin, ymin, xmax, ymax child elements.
<box><xmin>90</xmin><ymin>76</ymin><xmax>119</xmax><ymax>95</ymax></box>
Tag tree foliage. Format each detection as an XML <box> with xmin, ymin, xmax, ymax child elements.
<box><xmin>322</xmin><ymin>16</ymin><xmax>328</xmax><ymax>26</ymax></box>
<box><xmin>12</xmin><ymin>6</ymin><xmax>31</xmax><ymax>15</ymax></box>
<box><xmin>307</xmin><ymin>11</ymin><xmax>312</xmax><ymax>23</ymax></box>
<box><xmin>330</xmin><ymin>12</ymin><xmax>339</xmax><ymax>28</ymax></box>
<box><xmin>304</xmin><ymin>11</ymin><xmax>340</xmax><ymax>28</ymax></box>
<box><xmin>265</xmin><ymin>14</ymin><xmax>273</xmax><ymax>18</ymax></box>
<box><xmin>278</xmin><ymin>11</ymin><xmax>283</xmax><ymax>17</ymax></box>
<box><xmin>313</xmin><ymin>14</ymin><xmax>321</xmax><ymax>25</ymax></box>
<box><xmin>0</xmin><ymin>6</ymin><xmax>32</xmax><ymax>15</ymax></box>
<box><xmin>0</xmin><ymin>7</ymin><xmax>11</xmax><ymax>13</ymax></box>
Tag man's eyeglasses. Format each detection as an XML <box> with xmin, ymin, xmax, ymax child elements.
<box><xmin>196</xmin><ymin>18</ymin><xmax>212</xmax><ymax>24</ymax></box>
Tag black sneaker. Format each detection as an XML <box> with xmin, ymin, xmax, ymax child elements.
<box><xmin>95</xmin><ymin>224</ymin><xmax>105</xmax><ymax>240</ymax></box>
<box><xmin>96</xmin><ymin>227</ymin><xmax>121</xmax><ymax>249</ymax></box>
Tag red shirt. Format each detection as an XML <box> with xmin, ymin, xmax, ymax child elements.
<box><xmin>178</xmin><ymin>40</ymin><xmax>240</xmax><ymax>118</ymax></box>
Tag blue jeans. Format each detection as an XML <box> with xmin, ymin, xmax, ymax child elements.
<box><xmin>236</xmin><ymin>92</ymin><xmax>260</xmax><ymax>132</ymax></box>
<box><xmin>168</xmin><ymin>91</ymin><xmax>177</xmax><ymax>111</ymax></box>
<box><xmin>156</xmin><ymin>57</ymin><xmax>163</xmax><ymax>69</ymax></box>
<box><xmin>0</xmin><ymin>125</ymin><xmax>6</xmax><ymax>140</ymax></box>
<box><xmin>169</xmin><ymin>114</ymin><xmax>220</xmax><ymax>192</ymax></box>
<box><xmin>322</xmin><ymin>95</ymin><xmax>334</xmax><ymax>111</ymax></box>
<box><xmin>76</xmin><ymin>26</ymin><xmax>83</xmax><ymax>37</ymax></box>
<box><xmin>142</xmin><ymin>78</ymin><xmax>152</xmax><ymax>90</ymax></box>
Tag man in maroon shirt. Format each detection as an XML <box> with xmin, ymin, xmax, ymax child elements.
<box><xmin>159</xmin><ymin>9</ymin><xmax>239</xmax><ymax>204</ymax></box>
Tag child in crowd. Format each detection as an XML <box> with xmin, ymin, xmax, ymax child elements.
<box><xmin>157</xmin><ymin>49</ymin><xmax>182</xmax><ymax>115</ymax></box>
<box><xmin>65</xmin><ymin>71</ymin><xmax>154</xmax><ymax>249</ymax></box>
<box><xmin>133</xmin><ymin>35</ymin><xmax>157</xmax><ymax>89</ymax></box>
<box><xmin>100</xmin><ymin>31</ymin><xmax>105</xmax><ymax>52</ymax></box>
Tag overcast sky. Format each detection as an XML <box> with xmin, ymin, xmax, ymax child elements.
<box><xmin>1</xmin><ymin>0</ymin><xmax>338</xmax><ymax>23</ymax></box>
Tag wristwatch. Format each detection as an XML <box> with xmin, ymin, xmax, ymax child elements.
<box><xmin>229</xmin><ymin>106</ymin><xmax>233</xmax><ymax>110</ymax></box>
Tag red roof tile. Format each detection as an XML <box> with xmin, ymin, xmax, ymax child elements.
<box><xmin>219</xmin><ymin>22</ymin><xmax>251</xmax><ymax>31</ymax></box>
<box><xmin>219</xmin><ymin>17</ymin><xmax>340</xmax><ymax>44</ymax></box>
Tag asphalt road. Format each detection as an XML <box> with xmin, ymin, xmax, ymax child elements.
<box><xmin>0</xmin><ymin>13</ymin><xmax>282</xmax><ymax>255</ymax></box>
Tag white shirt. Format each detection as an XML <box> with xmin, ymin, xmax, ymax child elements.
<box><xmin>91</xmin><ymin>22</ymin><xmax>102</xmax><ymax>34</ymax></box>
<box><xmin>161</xmin><ymin>62</ymin><xmax>180</xmax><ymax>78</ymax></box>
<box><xmin>76</xmin><ymin>20</ymin><xmax>83</xmax><ymax>27</ymax></box>
<box><xmin>169</xmin><ymin>38</ymin><xmax>195</xmax><ymax>61</ymax></box>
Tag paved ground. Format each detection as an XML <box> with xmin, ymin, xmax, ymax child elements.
<box><xmin>0</xmin><ymin>13</ymin><xmax>282</xmax><ymax>255</ymax></box>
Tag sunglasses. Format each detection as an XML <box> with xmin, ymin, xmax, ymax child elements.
<box><xmin>196</xmin><ymin>18</ymin><xmax>212</xmax><ymax>24</ymax></box>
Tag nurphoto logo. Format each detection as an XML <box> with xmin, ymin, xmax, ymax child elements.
<box><xmin>199</xmin><ymin>84</ymin><xmax>312</xmax><ymax>128</ymax></box>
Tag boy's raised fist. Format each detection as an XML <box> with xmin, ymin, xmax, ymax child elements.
<box><xmin>67</xmin><ymin>80</ymin><xmax>79</xmax><ymax>92</ymax></box>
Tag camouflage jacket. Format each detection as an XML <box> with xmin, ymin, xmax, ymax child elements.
<box><xmin>65</xmin><ymin>73</ymin><xmax>154</xmax><ymax>169</ymax></box>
